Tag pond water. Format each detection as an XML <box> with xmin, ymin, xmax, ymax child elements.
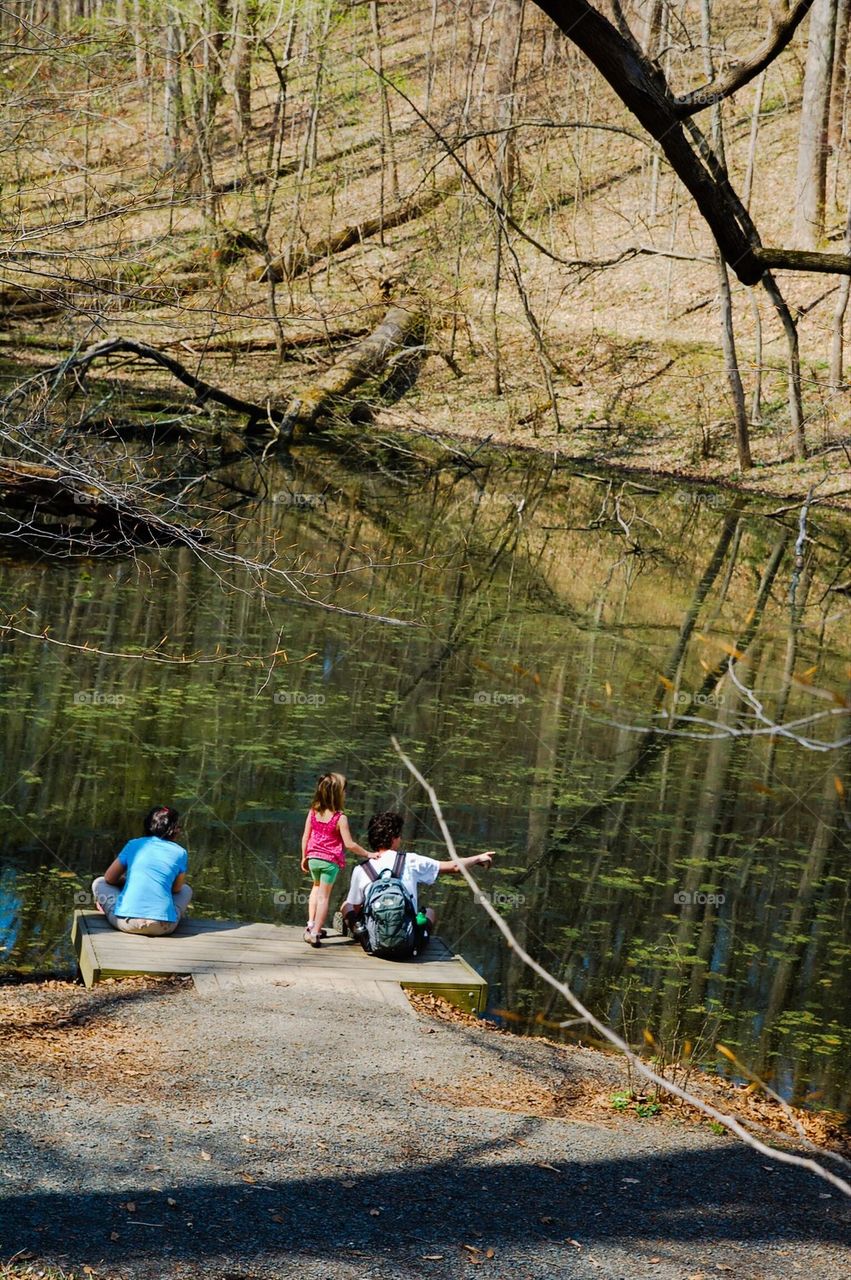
<box><xmin>1</xmin><ymin>440</ymin><xmax>849</xmax><ymax>1112</ymax></box>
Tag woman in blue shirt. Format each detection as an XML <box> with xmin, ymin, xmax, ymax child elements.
<box><xmin>91</xmin><ymin>806</ymin><xmax>192</xmax><ymax>936</ymax></box>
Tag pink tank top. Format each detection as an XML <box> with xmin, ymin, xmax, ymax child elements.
<box><xmin>306</xmin><ymin>810</ymin><xmax>345</xmax><ymax>868</ymax></box>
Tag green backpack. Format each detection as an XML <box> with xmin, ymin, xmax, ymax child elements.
<box><xmin>360</xmin><ymin>852</ymin><xmax>419</xmax><ymax>958</ymax></box>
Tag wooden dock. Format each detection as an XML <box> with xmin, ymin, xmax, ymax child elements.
<box><xmin>71</xmin><ymin>912</ymin><xmax>488</xmax><ymax>1013</ymax></box>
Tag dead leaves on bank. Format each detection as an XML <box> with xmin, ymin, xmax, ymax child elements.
<box><xmin>0</xmin><ymin>977</ymin><xmax>186</xmax><ymax>1097</ymax></box>
<box><xmin>409</xmin><ymin>995</ymin><xmax>850</xmax><ymax>1153</ymax></box>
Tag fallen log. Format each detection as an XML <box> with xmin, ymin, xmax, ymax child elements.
<box><xmin>158</xmin><ymin>323</ymin><xmax>371</xmax><ymax>355</ymax></box>
<box><xmin>256</xmin><ymin>176</ymin><xmax>459</xmax><ymax>283</ymax></box>
<box><xmin>280</xmin><ymin>296</ymin><xmax>424</xmax><ymax>436</ymax></box>
<box><xmin>12</xmin><ymin>300</ymin><xmax>424</xmax><ymax>446</ymax></box>
<box><xmin>0</xmin><ymin>457</ymin><xmax>208</xmax><ymax>545</ymax></box>
<box><xmin>0</xmin><ymin>286</ymin><xmax>63</xmax><ymax>320</ymax></box>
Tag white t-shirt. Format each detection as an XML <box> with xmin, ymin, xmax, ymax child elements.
<box><xmin>346</xmin><ymin>849</ymin><xmax>440</xmax><ymax>912</ymax></box>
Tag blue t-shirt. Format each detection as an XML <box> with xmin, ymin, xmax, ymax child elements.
<box><xmin>114</xmin><ymin>836</ymin><xmax>188</xmax><ymax>922</ymax></box>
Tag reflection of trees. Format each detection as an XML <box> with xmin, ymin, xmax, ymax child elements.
<box><xmin>517</xmin><ymin>507</ymin><xmax>763</xmax><ymax>885</ymax></box>
<box><xmin>759</xmin><ymin>701</ymin><xmax>849</xmax><ymax>1088</ymax></box>
<box><xmin>491</xmin><ymin>506</ymin><xmax>847</xmax><ymax>1095</ymax></box>
<box><xmin>2</xmin><ymin>452</ymin><xmax>850</xmax><ymax>1104</ymax></box>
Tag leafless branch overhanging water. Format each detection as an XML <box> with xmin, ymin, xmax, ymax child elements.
<box><xmin>391</xmin><ymin>737</ymin><xmax>851</xmax><ymax>1196</ymax></box>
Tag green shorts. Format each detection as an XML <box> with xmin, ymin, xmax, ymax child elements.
<box><xmin>308</xmin><ymin>858</ymin><xmax>340</xmax><ymax>886</ymax></box>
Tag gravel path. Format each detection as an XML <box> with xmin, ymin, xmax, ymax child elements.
<box><xmin>1</xmin><ymin>976</ymin><xmax>848</xmax><ymax>1280</ymax></box>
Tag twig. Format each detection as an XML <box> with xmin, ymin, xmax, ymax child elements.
<box><xmin>392</xmin><ymin>737</ymin><xmax>851</xmax><ymax>1197</ymax></box>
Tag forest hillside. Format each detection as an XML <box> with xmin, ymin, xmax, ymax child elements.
<box><xmin>3</xmin><ymin>1</ymin><xmax>851</xmax><ymax>500</ymax></box>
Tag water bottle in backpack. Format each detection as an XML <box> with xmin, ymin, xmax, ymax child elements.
<box><xmin>360</xmin><ymin>852</ymin><xmax>419</xmax><ymax>958</ymax></box>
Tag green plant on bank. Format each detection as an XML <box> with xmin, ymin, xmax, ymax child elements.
<box><xmin>608</xmin><ymin>1090</ymin><xmax>662</xmax><ymax>1118</ymax></box>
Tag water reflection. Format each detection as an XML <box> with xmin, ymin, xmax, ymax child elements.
<box><xmin>1</xmin><ymin>447</ymin><xmax>849</xmax><ymax>1110</ymax></box>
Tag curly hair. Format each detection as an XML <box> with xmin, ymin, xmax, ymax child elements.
<box><xmin>367</xmin><ymin>811</ymin><xmax>404</xmax><ymax>852</ymax></box>
<box><xmin>143</xmin><ymin>805</ymin><xmax>180</xmax><ymax>840</ymax></box>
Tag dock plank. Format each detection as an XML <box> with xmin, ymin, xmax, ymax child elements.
<box><xmin>72</xmin><ymin>912</ymin><xmax>487</xmax><ymax>1013</ymax></box>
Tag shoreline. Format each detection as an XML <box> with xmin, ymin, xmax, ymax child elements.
<box><xmin>4</xmin><ymin>343</ymin><xmax>851</xmax><ymax>514</ymax></box>
<box><xmin>366</xmin><ymin>407</ymin><xmax>851</xmax><ymax>514</ymax></box>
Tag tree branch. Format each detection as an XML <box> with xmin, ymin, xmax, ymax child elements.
<box><xmin>755</xmin><ymin>245</ymin><xmax>851</xmax><ymax>274</ymax></box>
<box><xmin>35</xmin><ymin>338</ymin><xmax>285</xmax><ymax>431</ymax></box>
<box><xmin>531</xmin><ymin>2</ymin><xmax>851</xmax><ymax>283</ymax></box>
<box><xmin>392</xmin><ymin>737</ymin><xmax>851</xmax><ymax>1197</ymax></box>
<box><xmin>673</xmin><ymin>0</ymin><xmax>816</xmax><ymax>114</ymax></box>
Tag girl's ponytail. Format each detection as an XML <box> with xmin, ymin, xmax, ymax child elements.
<box><xmin>311</xmin><ymin>772</ymin><xmax>346</xmax><ymax>813</ymax></box>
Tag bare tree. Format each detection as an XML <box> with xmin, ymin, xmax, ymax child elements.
<box><xmin>530</xmin><ymin>1</ymin><xmax>851</xmax><ymax>282</ymax></box>
<box><xmin>794</xmin><ymin>0</ymin><xmax>838</xmax><ymax>247</ymax></box>
<box><xmin>698</xmin><ymin>0</ymin><xmax>752</xmax><ymax>469</ymax></box>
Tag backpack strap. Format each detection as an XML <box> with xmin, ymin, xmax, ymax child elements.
<box><xmin>362</xmin><ymin>859</ymin><xmax>379</xmax><ymax>883</ymax></box>
<box><xmin>392</xmin><ymin>850</ymin><xmax>406</xmax><ymax>880</ymax></box>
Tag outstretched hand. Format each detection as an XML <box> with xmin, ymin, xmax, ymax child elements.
<box><xmin>478</xmin><ymin>850</ymin><xmax>495</xmax><ymax>869</ymax></box>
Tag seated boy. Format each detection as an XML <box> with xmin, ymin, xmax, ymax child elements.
<box><xmin>340</xmin><ymin>810</ymin><xmax>493</xmax><ymax>949</ymax></box>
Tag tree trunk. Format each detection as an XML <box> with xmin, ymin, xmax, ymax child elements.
<box><xmin>761</xmin><ymin>273</ymin><xmax>808</xmax><ymax>459</ymax></box>
<box><xmin>638</xmin><ymin>0</ymin><xmax>664</xmax><ymax>55</ymax></box>
<box><xmin>700</xmin><ymin>0</ymin><xmax>751</xmax><ymax>470</ymax></box>
<box><xmin>716</xmin><ymin>249</ymin><xmax>752</xmax><ymax>469</ymax></box>
<box><xmin>132</xmin><ymin>0</ymin><xmax>148</xmax><ymax>86</ymax></box>
<box><xmin>494</xmin><ymin>0</ymin><xmax>525</xmax><ymax>201</ymax></box>
<box><xmin>229</xmin><ymin>0</ymin><xmax>256</xmax><ymax>138</ymax></box>
<box><xmin>163</xmin><ymin>7</ymin><xmax>181</xmax><ymax>168</ymax></box>
<box><xmin>644</xmin><ymin>1</ymin><xmax>667</xmax><ymax>219</ymax></box>
<box><xmin>742</xmin><ymin>69</ymin><xmax>766</xmax><ymax>211</ymax></box>
<box><xmin>829</xmin><ymin>0</ymin><xmax>850</xmax><ymax>148</ymax></box>
<box><xmin>489</xmin><ymin>0</ymin><xmax>525</xmax><ymax>397</ymax></box>
<box><xmin>369</xmin><ymin>0</ymin><xmax>400</xmax><ymax>217</ymax></box>
<box><xmin>748</xmin><ymin>289</ymin><xmax>764</xmax><ymax>424</ymax></box>
<box><xmin>794</xmin><ymin>0</ymin><xmax>837</xmax><ymax>247</ymax></box>
<box><xmin>829</xmin><ymin>191</ymin><xmax>851</xmax><ymax>387</ymax></box>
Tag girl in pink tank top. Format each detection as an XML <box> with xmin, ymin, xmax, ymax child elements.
<box><xmin>299</xmin><ymin>772</ymin><xmax>369</xmax><ymax>947</ymax></box>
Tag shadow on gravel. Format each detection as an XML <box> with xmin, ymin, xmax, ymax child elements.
<box><xmin>2</xmin><ymin>1139</ymin><xmax>848</xmax><ymax>1269</ymax></box>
